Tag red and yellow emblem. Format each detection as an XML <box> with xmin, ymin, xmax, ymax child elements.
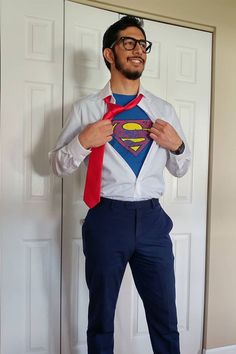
<box><xmin>112</xmin><ymin>119</ymin><xmax>152</xmax><ymax>156</ymax></box>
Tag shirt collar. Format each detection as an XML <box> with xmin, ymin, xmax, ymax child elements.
<box><xmin>96</xmin><ymin>81</ymin><xmax>150</xmax><ymax>103</ymax></box>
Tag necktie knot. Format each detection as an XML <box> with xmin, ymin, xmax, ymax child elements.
<box><xmin>104</xmin><ymin>93</ymin><xmax>143</xmax><ymax>106</ymax></box>
<box><xmin>103</xmin><ymin>93</ymin><xmax>143</xmax><ymax>121</ymax></box>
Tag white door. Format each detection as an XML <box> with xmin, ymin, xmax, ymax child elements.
<box><xmin>61</xmin><ymin>5</ymin><xmax>117</xmax><ymax>354</ymax></box>
<box><xmin>0</xmin><ymin>0</ymin><xmax>63</xmax><ymax>353</ymax></box>
<box><xmin>0</xmin><ymin>1</ymin><xmax>211</xmax><ymax>353</ymax></box>
<box><xmin>62</xmin><ymin>3</ymin><xmax>212</xmax><ymax>354</ymax></box>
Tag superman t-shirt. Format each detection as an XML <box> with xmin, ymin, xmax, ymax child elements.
<box><xmin>109</xmin><ymin>94</ymin><xmax>153</xmax><ymax>176</ymax></box>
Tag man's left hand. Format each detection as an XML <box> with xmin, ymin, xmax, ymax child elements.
<box><xmin>150</xmin><ymin>119</ymin><xmax>182</xmax><ymax>152</ymax></box>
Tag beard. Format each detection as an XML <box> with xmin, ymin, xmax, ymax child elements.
<box><xmin>113</xmin><ymin>51</ymin><xmax>144</xmax><ymax>80</ymax></box>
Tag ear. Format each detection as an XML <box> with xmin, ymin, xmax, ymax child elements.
<box><xmin>103</xmin><ymin>48</ymin><xmax>114</xmax><ymax>65</ymax></box>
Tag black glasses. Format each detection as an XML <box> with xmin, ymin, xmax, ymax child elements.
<box><xmin>110</xmin><ymin>36</ymin><xmax>152</xmax><ymax>54</ymax></box>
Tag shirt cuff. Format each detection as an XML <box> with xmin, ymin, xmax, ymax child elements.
<box><xmin>67</xmin><ymin>135</ymin><xmax>91</xmax><ymax>162</ymax></box>
<box><xmin>169</xmin><ymin>145</ymin><xmax>191</xmax><ymax>161</ymax></box>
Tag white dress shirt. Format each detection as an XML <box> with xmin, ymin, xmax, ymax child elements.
<box><xmin>49</xmin><ymin>82</ymin><xmax>191</xmax><ymax>201</ymax></box>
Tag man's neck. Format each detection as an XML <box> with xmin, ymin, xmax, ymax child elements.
<box><xmin>110</xmin><ymin>76</ymin><xmax>140</xmax><ymax>95</ymax></box>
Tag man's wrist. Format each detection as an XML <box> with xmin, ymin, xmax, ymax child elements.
<box><xmin>78</xmin><ymin>134</ymin><xmax>90</xmax><ymax>150</ymax></box>
<box><xmin>170</xmin><ymin>141</ymin><xmax>185</xmax><ymax>155</ymax></box>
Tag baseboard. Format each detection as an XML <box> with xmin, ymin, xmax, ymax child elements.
<box><xmin>203</xmin><ymin>345</ymin><xmax>236</xmax><ymax>354</ymax></box>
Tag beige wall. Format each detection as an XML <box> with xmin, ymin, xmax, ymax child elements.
<box><xmin>74</xmin><ymin>0</ymin><xmax>236</xmax><ymax>350</ymax></box>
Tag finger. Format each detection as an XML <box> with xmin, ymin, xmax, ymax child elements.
<box><xmin>106</xmin><ymin>135</ymin><xmax>113</xmax><ymax>142</ymax></box>
<box><xmin>155</xmin><ymin>118</ymin><xmax>167</xmax><ymax>125</ymax></box>
<box><xmin>149</xmin><ymin>132</ymin><xmax>159</xmax><ymax>142</ymax></box>
<box><xmin>152</xmin><ymin>122</ymin><xmax>164</xmax><ymax>131</ymax></box>
<box><xmin>103</xmin><ymin>125</ymin><xmax>113</xmax><ymax>134</ymax></box>
<box><xmin>96</xmin><ymin>119</ymin><xmax>112</xmax><ymax>127</ymax></box>
<box><xmin>102</xmin><ymin>119</ymin><xmax>113</xmax><ymax>125</ymax></box>
<box><xmin>150</xmin><ymin>126</ymin><xmax>161</xmax><ymax>136</ymax></box>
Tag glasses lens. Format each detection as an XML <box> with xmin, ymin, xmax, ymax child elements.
<box><xmin>139</xmin><ymin>40</ymin><xmax>148</xmax><ymax>52</ymax></box>
<box><xmin>123</xmin><ymin>38</ymin><xmax>136</xmax><ymax>50</ymax></box>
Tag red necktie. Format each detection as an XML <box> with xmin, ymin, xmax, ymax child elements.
<box><xmin>83</xmin><ymin>93</ymin><xmax>143</xmax><ymax>208</ymax></box>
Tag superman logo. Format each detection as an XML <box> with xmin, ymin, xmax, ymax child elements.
<box><xmin>112</xmin><ymin>119</ymin><xmax>152</xmax><ymax>156</ymax></box>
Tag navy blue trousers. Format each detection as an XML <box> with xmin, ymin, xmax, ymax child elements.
<box><xmin>82</xmin><ymin>198</ymin><xmax>180</xmax><ymax>354</ymax></box>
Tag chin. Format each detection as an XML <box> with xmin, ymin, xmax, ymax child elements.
<box><xmin>122</xmin><ymin>69</ymin><xmax>143</xmax><ymax>80</ymax></box>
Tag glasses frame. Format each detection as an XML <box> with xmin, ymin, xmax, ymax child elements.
<box><xmin>110</xmin><ymin>36</ymin><xmax>152</xmax><ymax>54</ymax></box>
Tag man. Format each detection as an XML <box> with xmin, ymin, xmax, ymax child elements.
<box><xmin>50</xmin><ymin>16</ymin><xmax>191</xmax><ymax>354</ymax></box>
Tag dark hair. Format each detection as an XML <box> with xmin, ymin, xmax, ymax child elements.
<box><xmin>102</xmin><ymin>15</ymin><xmax>146</xmax><ymax>70</ymax></box>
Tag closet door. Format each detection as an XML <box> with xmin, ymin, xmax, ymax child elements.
<box><xmin>62</xmin><ymin>3</ymin><xmax>117</xmax><ymax>354</ymax></box>
<box><xmin>141</xmin><ymin>19</ymin><xmax>212</xmax><ymax>354</ymax></box>
<box><xmin>63</xmin><ymin>2</ymin><xmax>212</xmax><ymax>354</ymax></box>
<box><xmin>0</xmin><ymin>0</ymin><xmax>63</xmax><ymax>353</ymax></box>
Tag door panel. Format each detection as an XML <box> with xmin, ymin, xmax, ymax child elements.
<box><xmin>165</xmin><ymin>24</ymin><xmax>212</xmax><ymax>353</ymax></box>
<box><xmin>0</xmin><ymin>1</ymin><xmax>63</xmax><ymax>353</ymax></box>
<box><xmin>61</xmin><ymin>3</ymin><xmax>118</xmax><ymax>354</ymax></box>
<box><xmin>141</xmin><ymin>20</ymin><xmax>212</xmax><ymax>354</ymax></box>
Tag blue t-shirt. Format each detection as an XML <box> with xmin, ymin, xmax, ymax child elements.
<box><xmin>109</xmin><ymin>94</ymin><xmax>152</xmax><ymax>176</ymax></box>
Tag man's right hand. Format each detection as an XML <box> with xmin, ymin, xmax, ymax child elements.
<box><xmin>78</xmin><ymin>120</ymin><xmax>113</xmax><ymax>150</ymax></box>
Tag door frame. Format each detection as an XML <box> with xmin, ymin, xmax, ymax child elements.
<box><xmin>64</xmin><ymin>1</ymin><xmax>215</xmax><ymax>353</ymax></box>
<box><xmin>68</xmin><ymin>0</ymin><xmax>214</xmax><ymax>32</ymax></box>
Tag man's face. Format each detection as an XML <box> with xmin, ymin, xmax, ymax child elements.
<box><xmin>112</xmin><ymin>26</ymin><xmax>147</xmax><ymax>80</ymax></box>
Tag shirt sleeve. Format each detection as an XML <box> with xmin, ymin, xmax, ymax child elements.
<box><xmin>48</xmin><ymin>104</ymin><xmax>91</xmax><ymax>177</ymax></box>
<box><xmin>165</xmin><ymin>105</ymin><xmax>191</xmax><ymax>177</ymax></box>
